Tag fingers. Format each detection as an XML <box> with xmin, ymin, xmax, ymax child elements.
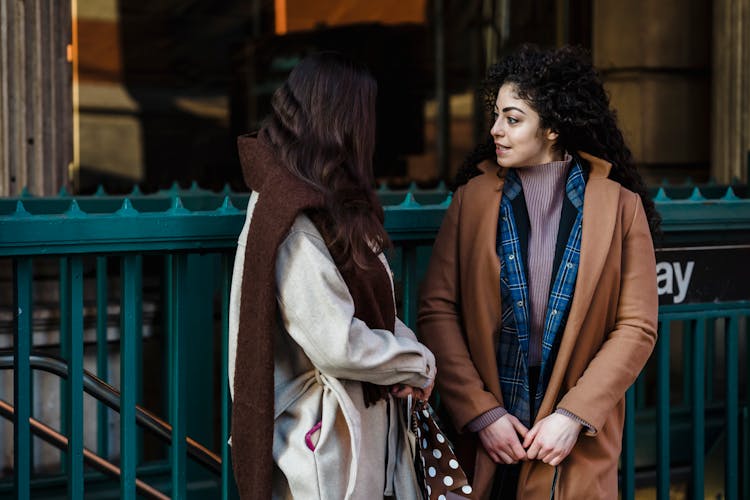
<box><xmin>497</xmin><ymin>451</ymin><xmax>515</xmax><ymax>464</ymax></box>
<box><xmin>509</xmin><ymin>416</ymin><xmax>529</xmax><ymax>439</ymax></box>
<box><xmin>523</xmin><ymin>423</ymin><xmax>539</xmax><ymax>448</ymax></box>
<box><xmin>390</xmin><ymin>385</ymin><xmax>414</xmax><ymax>399</ymax></box>
<box><xmin>526</xmin><ymin>440</ymin><xmax>541</xmax><ymax>460</ymax></box>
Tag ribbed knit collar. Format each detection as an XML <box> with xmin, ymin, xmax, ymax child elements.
<box><xmin>516</xmin><ymin>153</ymin><xmax>572</xmax><ymax>193</ymax></box>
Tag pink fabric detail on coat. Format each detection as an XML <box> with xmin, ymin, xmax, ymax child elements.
<box><xmin>305</xmin><ymin>421</ymin><xmax>322</xmax><ymax>451</ymax></box>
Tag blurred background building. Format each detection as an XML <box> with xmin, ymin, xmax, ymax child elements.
<box><xmin>0</xmin><ymin>0</ymin><xmax>748</xmax><ymax>192</ymax></box>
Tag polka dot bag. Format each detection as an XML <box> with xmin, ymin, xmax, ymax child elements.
<box><xmin>409</xmin><ymin>397</ymin><xmax>472</xmax><ymax>499</ymax></box>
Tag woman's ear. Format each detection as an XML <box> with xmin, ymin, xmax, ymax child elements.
<box><xmin>546</xmin><ymin>129</ymin><xmax>559</xmax><ymax>142</ymax></box>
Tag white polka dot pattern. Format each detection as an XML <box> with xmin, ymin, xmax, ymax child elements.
<box><xmin>409</xmin><ymin>400</ymin><xmax>470</xmax><ymax>499</ymax></box>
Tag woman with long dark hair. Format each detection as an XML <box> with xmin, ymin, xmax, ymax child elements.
<box><xmin>228</xmin><ymin>53</ymin><xmax>436</xmax><ymax>499</ymax></box>
<box><xmin>418</xmin><ymin>45</ymin><xmax>659</xmax><ymax>499</ymax></box>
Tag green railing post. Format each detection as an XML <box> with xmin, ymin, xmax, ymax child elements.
<box><xmin>66</xmin><ymin>256</ymin><xmax>84</xmax><ymax>499</ymax></box>
<box><xmin>622</xmin><ymin>385</ymin><xmax>636</xmax><ymax>500</ymax></box>
<box><xmin>657</xmin><ymin>320</ymin><xmax>671</xmax><ymax>500</ymax></box>
<box><xmin>705</xmin><ymin>318</ymin><xmax>715</xmax><ymax>403</ymax></box>
<box><xmin>682</xmin><ymin>320</ymin><xmax>693</xmax><ymax>406</ymax></box>
<box><xmin>726</xmin><ymin>315</ymin><xmax>739</xmax><ymax>500</ymax></box>
<box><xmin>59</xmin><ymin>257</ymin><xmax>70</xmax><ymax>473</ymax></box>
<box><xmin>96</xmin><ymin>256</ymin><xmax>109</xmax><ymax>459</ymax></box>
<box><xmin>120</xmin><ymin>255</ymin><xmax>140</xmax><ymax>499</ymax></box>
<box><xmin>13</xmin><ymin>258</ymin><xmax>33</xmax><ymax>500</ymax></box>
<box><xmin>401</xmin><ymin>244</ymin><xmax>418</xmax><ymax>328</ymax></box>
<box><xmin>133</xmin><ymin>255</ymin><xmax>144</xmax><ymax>465</ymax></box>
<box><xmin>691</xmin><ymin>319</ymin><xmax>705</xmax><ymax>498</ymax></box>
<box><xmin>170</xmin><ymin>254</ymin><xmax>188</xmax><ymax>499</ymax></box>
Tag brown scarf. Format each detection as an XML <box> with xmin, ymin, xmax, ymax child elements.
<box><xmin>231</xmin><ymin>132</ymin><xmax>395</xmax><ymax>499</ymax></box>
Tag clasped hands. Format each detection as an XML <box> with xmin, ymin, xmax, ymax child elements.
<box><xmin>478</xmin><ymin>412</ymin><xmax>582</xmax><ymax>466</ymax></box>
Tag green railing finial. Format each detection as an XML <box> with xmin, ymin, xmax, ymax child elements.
<box><xmin>654</xmin><ymin>187</ymin><xmax>670</xmax><ymax>202</ymax></box>
<box><xmin>398</xmin><ymin>192</ymin><xmax>421</xmax><ymax>208</ymax></box>
<box><xmin>218</xmin><ymin>196</ymin><xmax>240</xmax><ymax>214</ymax></box>
<box><xmin>13</xmin><ymin>200</ymin><xmax>31</xmax><ymax>218</ymax></box>
<box><xmin>168</xmin><ymin>196</ymin><xmax>190</xmax><ymax>215</ymax></box>
<box><xmin>116</xmin><ymin>198</ymin><xmax>139</xmax><ymax>216</ymax></box>
<box><xmin>64</xmin><ymin>200</ymin><xmax>86</xmax><ymax>218</ymax></box>
<box><xmin>688</xmin><ymin>187</ymin><xmax>705</xmax><ymax>201</ymax></box>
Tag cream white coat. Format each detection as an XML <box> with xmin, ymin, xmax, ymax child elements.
<box><xmin>229</xmin><ymin>192</ymin><xmax>436</xmax><ymax>499</ymax></box>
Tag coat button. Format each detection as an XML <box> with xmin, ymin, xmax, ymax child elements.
<box><xmin>508</xmin><ymin>254</ymin><xmax>514</xmax><ymax>260</ymax></box>
<box><xmin>517</xmin><ymin>301</ymin><xmax>523</xmax><ymax>307</ymax></box>
<box><xmin>566</xmin><ymin>262</ymin><xmax>573</xmax><ymax>269</ymax></box>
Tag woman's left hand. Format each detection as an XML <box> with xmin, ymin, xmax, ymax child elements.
<box><xmin>390</xmin><ymin>382</ymin><xmax>433</xmax><ymax>401</ymax></box>
<box><xmin>523</xmin><ymin>413</ymin><xmax>582</xmax><ymax>466</ymax></box>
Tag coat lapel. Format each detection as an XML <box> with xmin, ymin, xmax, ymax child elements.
<box><xmin>462</xmin><ymin>161</ymin><xmax>505</xmax><ymax>400</ymax></box>
<box><xmin>536</xmin><ymin>152</ymin><xmax>618</xmax><ymax>420</ymax></box>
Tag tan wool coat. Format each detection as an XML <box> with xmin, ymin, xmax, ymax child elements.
<box><xmin>417</xmin><ymin>153</ymin><xmax>658</xmax><ymax>499</ymax></box>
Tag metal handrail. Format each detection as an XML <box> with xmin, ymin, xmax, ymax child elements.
<box><xmin>0</xmin><ymin>399</ymin><xmax>168</xmax><ymax>500</ymax></box>
<box><xmin>0</xmin><ymin>351</ymin><xmax>221</xmax><ymax>475</ymax></box>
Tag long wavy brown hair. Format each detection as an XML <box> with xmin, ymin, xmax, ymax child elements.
<box><xmin>261</xmin><ymin>52</ymin><xmax>390</xmax><ymax>269</ymax></box>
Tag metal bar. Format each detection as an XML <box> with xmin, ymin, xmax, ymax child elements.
<box><xmin>691</xmin><ymin>319</ymin><xmax>705</xmax><ymax>498</ymax></box>
<box><xmin>59</xmin><ymin>256</ymin><xmax>70</xmax><ymax>472</ymax></box>
<box><xmin>221</xmin><ymin>254</ymin><xmax>232</xmax><ymax>500</ymax></box>
<box><xmin>96</xmin><ymin>255</ymin><xmax>109</xmax><ymax>458</ymax></box>
<box><xmin>120</xmin><ymin>255</ymin><xmax>139</xmax><ymax>499</ymax></box>
<box><xmin>133</xmin><ymin>254</ymin><xmax>143</xmax><ymax>465</ymax></box>
<box><xmin>726</xmin><ymin>315</ymin><xmax>739</xmax><ymax>500</ymax></box>
<box><xmin>0</xmin><ymin>399</ymin><xmax>169</xmax><ymax>500</ymax></box>
<box><xmin>657</xmin><ymin>320</ymin><xmax>671</xmax><ymax>500</ymax></box>
<box><xmin>163</xmin><ymin>254</ymin><xmax>173</xmax><ymax>421</ymax></box>
<box><xmin>621</xmin><ymin>385</ymin><xmax>636</xmax><ymax>500</ymax></box>
<box><xmin>170</xmin><ymin>253</ymin><xmax>188</xmax><ymax>499</ymax></box>
<box><xmin>401</xmin><ymin>244</ymin><xmax>418</xmax><ymax>329</ymax></box>
<box><xmin>13</xmin><ymin>258</ymin><xmax>32</xmax><ymax>500</ymax></box>
<box><xmin>705</xmin><ymin>318</ymin><xmax>715</xmax><ymax>403</ymax></box>
<box><xmin>66</xmin><ymin>256</ymin><xmax>84</xmax><ymax>499</ymax></box>
<box><xmin>0</xmin><ymin>352</ymin><xmax>222</xmax><ymax>474</ymax></box>
<box><xmin>682</xmin><ymin>319</ymin><xmax>693</xmax><ymax>407</ymax></box>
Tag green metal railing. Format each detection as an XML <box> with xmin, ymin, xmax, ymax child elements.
<box><xmin>1</xmin><ymin>181</ymin><xmax>749</xmax><ymax>499</ymax></box>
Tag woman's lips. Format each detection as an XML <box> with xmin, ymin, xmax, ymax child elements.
<box><xmin>496</xmin><ymin>145</ymin><xmax>510</xmax><ymax>155</ymax></box>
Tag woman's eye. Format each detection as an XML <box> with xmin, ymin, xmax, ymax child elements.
<box><xmin>507</xmin><ymin>117</ymin><xmax>518</xmax><ymax>125</ymax></box>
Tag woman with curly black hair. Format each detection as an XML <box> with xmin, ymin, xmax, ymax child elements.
<box><xmin>418</xmin><ymin>45</ymin><xmax>659</xmax><ymax>499</ymax></box>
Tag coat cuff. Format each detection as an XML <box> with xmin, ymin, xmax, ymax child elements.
<box><xmin>466</xmin><ymin>406</ymin><xmax>507</xmax><ymax>432</ymax></box>
<box><xmin>555</xmin><ymin>407</ymin><xmax>596</xmax><ymax>434</ymax></box>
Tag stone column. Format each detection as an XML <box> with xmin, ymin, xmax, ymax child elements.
<box><xmin>712</xmin><ymin>0</ymin><xmax>750</xmax><ymax>183</ymax></box>
<box><xmin>0</xmin><ymin>0</ymin><xmax>72</xmax><ymax>196</ymax></box>
<box><xmin>593</xmin><ymin>0</ymin><xmax>711</xmax><ymax>182</ymax></box>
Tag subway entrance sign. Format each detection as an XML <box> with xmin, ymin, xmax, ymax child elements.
<box><xmin>655</xmin><ymin>245</ymin><xmax>750</xmax><ymax>305</ymax></box>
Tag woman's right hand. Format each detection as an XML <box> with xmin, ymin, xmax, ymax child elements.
<box><xmin>477</xmin><ymin>414</ymin><xmax>529</xmax><ymax>464</ymax></box>
<box><xmin>390</xmin><ymin>378</ymin><xmax>434</xmax><ymax>401</ymax></box>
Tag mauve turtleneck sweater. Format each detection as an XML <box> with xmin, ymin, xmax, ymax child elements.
<box><xmin>517</xmin><ymin>153</ymin><xmax>572</xmax><ymax>367</ymax></box>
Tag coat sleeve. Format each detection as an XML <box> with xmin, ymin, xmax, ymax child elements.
<box><xmin>417</xmin><ymin>187</ymin><xmax>504</xmax><ymax>432</ymax></box>
<box><xmin>556</xmin><ymin>193</ymin><xmax>658</xmax><ymax>435</ymax></box>
<box><xmin>275</xmin><ymin>226</ymin><xmax>436</xmax><ymax>389</ymax></box>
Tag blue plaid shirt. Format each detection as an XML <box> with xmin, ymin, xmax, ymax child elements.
<box><xmin>496</xmin><ymin>162</ymin><xmax>586</xmax><ymax>427</ymax></box>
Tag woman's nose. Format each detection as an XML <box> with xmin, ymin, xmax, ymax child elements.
<box><xmin>491</xmin><ymin>120</ymin><xmax>504</xmax><ymax>137</ymax></box>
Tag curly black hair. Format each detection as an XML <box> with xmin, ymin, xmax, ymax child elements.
<box><xmin>455</xmin><ymin>44</ymin><xmax>661</xmax><ymax>237</ymax></box>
